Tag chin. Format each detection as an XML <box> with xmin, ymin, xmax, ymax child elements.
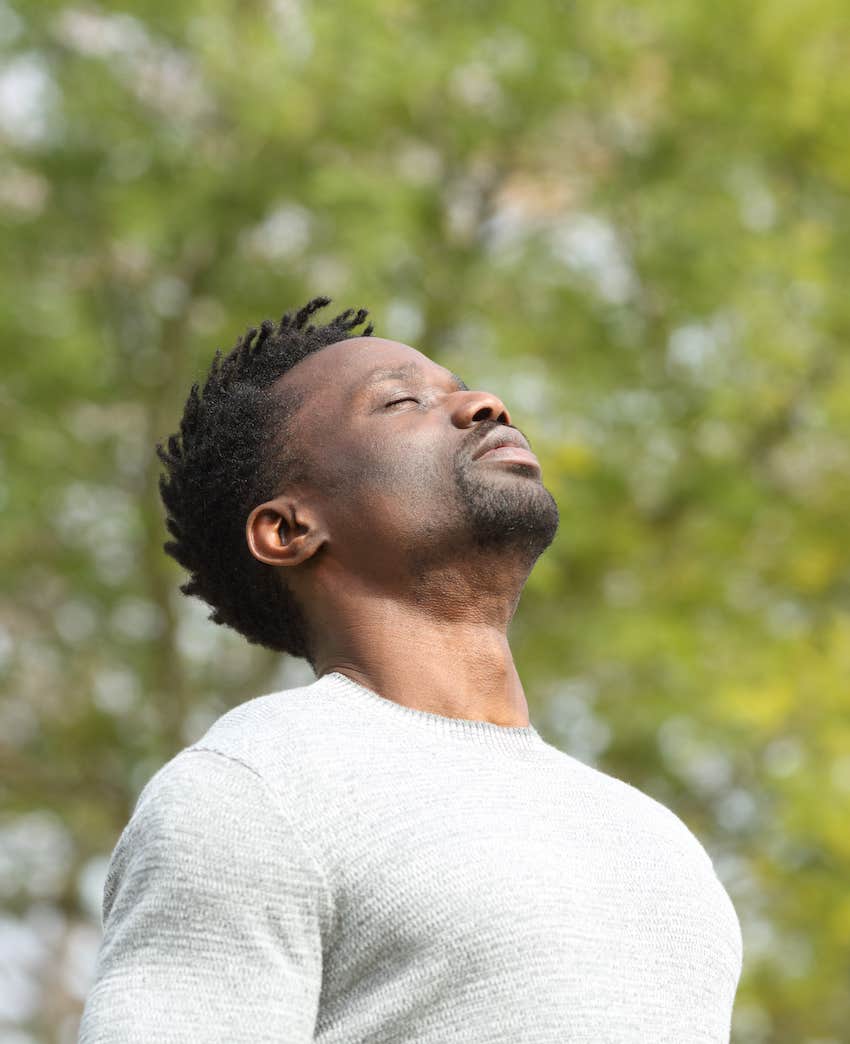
<box><xmin>461</xmin><ymin>471</ymin><xmax>560</xmax><ymax>559</ymax></box>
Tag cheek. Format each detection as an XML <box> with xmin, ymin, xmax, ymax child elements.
<box><xmin>325</xmin><ymin>447</ymin><xmax>463</xmax><ymax>554</ymax></box>
<box><xmin>374</xmin><ymin>438</ymin><xmax>452</xmax><ymax>497</ymax></box>
<box><xmin>346</xmin><ymin>447</ymin><xmax>455</xmax><ymax>524</ymax></box>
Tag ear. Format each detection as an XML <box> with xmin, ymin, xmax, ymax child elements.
<box><xmin>245</xmin><ymin>495</ymin><xmax>325</xmax><ymax>568</ymax></box>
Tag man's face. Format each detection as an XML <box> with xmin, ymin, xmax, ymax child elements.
<box><xmin>274</xmin><ymin>336</ymin><xmax>559</xmax><ymax>586</ymax></box>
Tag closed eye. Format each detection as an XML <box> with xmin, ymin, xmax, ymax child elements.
<box><xmin>385</xmin><ymin>397</ymin><xmax>419</xmax><ymax>408</ymax></box>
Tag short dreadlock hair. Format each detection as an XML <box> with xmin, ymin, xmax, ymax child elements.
<box><xmin>156</xmin><ymin>296</ymin><xmax>374</xmax><ymax>669</ymax></box>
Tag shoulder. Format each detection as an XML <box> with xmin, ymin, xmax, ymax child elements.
<box><xmin>111</xmin><ymin>748</ymin><xmax>285</xmax><ymax>892</ymax></box>
<box><xmin>182</xmin><ymin>675</ymin><xmax>337</xmax><ymax>777</ymax></box>
<box><xmin>570</xmin><ymin>756</ymin><xmax>719</xmax><ymax>871</ymax></box>
<box><xmin>104</xmin><ymin>745</ymin><xmax>332</xmax><ymax>927</ymax></box>
<box><xmin>129</xmin><ymin>746</ymin><xmax>269</xmax><ymax>825</ymax></box>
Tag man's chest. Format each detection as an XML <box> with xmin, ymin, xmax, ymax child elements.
<box><xmin>312</xmin><ymin>750</ymin><xmax>742</xmax><ymax>1023</ymax></box>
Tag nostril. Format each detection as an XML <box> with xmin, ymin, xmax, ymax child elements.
<box><xmin>473</xmin><ymin>407</ymin><xmax>509</xmax><ymax>424</ymax></box>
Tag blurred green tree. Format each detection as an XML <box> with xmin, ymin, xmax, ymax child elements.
<box><xmin>1</xmin><ymin>1</ymin><xmax>848</xmax><ymax>1040</ymax></box>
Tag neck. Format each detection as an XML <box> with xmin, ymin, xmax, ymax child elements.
<box><xmin>304</xmin><ymin>564</ymin><xmax>531</xmax><ymax>727</ymax></box>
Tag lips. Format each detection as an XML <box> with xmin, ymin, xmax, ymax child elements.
<box><xmin>471</xmin><ymin>427</ymin><xmax>536</xmax><ymax>461</ymax></box>
<box><xmin>478</xmin><ymin>445</ymin><xmax>540</xmax><ymax>467</ymax></box>
<box><xmin>471</xmin><ymin>428</ymin><xmax>540</xmax><ymax>470</ymax></box>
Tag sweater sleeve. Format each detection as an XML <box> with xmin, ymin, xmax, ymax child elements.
<box><xmin>78</xmin><ymin>747</ymin><xmax>329</xmax><ymax>1043</ymax></box>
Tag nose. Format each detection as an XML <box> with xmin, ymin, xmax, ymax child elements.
<box><xmin>451</xmin><ymin>390</ymin><xmax>511</xmax><ymax>428</ymax></box>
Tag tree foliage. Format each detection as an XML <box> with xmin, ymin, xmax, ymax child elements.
<box><xmin>1</xmin><ymin>1</ymin><xmax>848</xmax><ymax>1040</ymax></box>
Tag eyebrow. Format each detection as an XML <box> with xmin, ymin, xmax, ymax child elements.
<box><xmin>358</xmin><ymin>364</ymin><xmax>469</xmax><ymax>394</ymax></box>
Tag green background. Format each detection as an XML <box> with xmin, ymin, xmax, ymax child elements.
<box><xmin>2</xmin><ymin>1</ymin><xmax>849</xmax><ymax>1040</ymax></box>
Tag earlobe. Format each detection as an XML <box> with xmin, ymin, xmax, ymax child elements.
<box><xmin>245</xmin><ymin>497</ymin><xmax>319</xmax><ymax>568</ymax></box>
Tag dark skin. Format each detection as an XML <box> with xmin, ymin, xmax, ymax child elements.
<box><xmin>246</xmin><ymin>337</ymin><xmax>560</xmax><ymax>727</ymax></box>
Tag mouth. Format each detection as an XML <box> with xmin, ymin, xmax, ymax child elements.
<box><xmin>471</xmin><ymin>427</ymin><xmax>541</xmax><ymax>473</ymax></box>
<box><xmin>475</xmin><ymin>445</ymin><xmax>541</xmax><ymax>471</ymax></box>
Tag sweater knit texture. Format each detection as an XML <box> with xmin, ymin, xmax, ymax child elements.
<box><xmin>79</xmin><ymin>671</ymin><xmax>743</xmax><ymax>1043</ymax></box>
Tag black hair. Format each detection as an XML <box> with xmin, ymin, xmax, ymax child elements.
<box><xmin>155</xmin><ymin>296</ymin><xmax>374</xmax><ymax>669</ymax></box>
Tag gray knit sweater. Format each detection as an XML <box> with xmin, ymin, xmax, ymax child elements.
<box><xmin>79</xmin><ymin>671</ymin><xmax>742</xmax><ymax>1042</ymax></box>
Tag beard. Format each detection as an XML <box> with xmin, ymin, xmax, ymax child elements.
<box><xmin>354</xmin><ymin>433</ymin><xmax>561</xmax><ymax>587</ymax></box>
<box><xmin>454</xmin><ymin>456</ymin><xmax>560</xmax><ymax>566</ymax></box>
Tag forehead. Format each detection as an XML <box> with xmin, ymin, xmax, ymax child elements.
<box><xmin>280</xmin><ymin>337</ymin><xmax>463</xmax><ymax>402</ymax></box>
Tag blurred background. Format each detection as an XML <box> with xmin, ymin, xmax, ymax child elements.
<box><xmin>1</xmin><ymin>0</ymin><xmax>849</xmax><ymax>1041</ymax></box>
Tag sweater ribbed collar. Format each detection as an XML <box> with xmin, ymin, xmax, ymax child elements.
<box><xmin>320</xmin><ymin>671</ymin><xmax>552</xmax><ymax>758</ymax></box>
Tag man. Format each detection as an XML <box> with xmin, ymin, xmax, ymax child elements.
<box><xmin>79</xmin><ymin>297</ymin><xmax>742</xmax><ymax>1042</ymax></box>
